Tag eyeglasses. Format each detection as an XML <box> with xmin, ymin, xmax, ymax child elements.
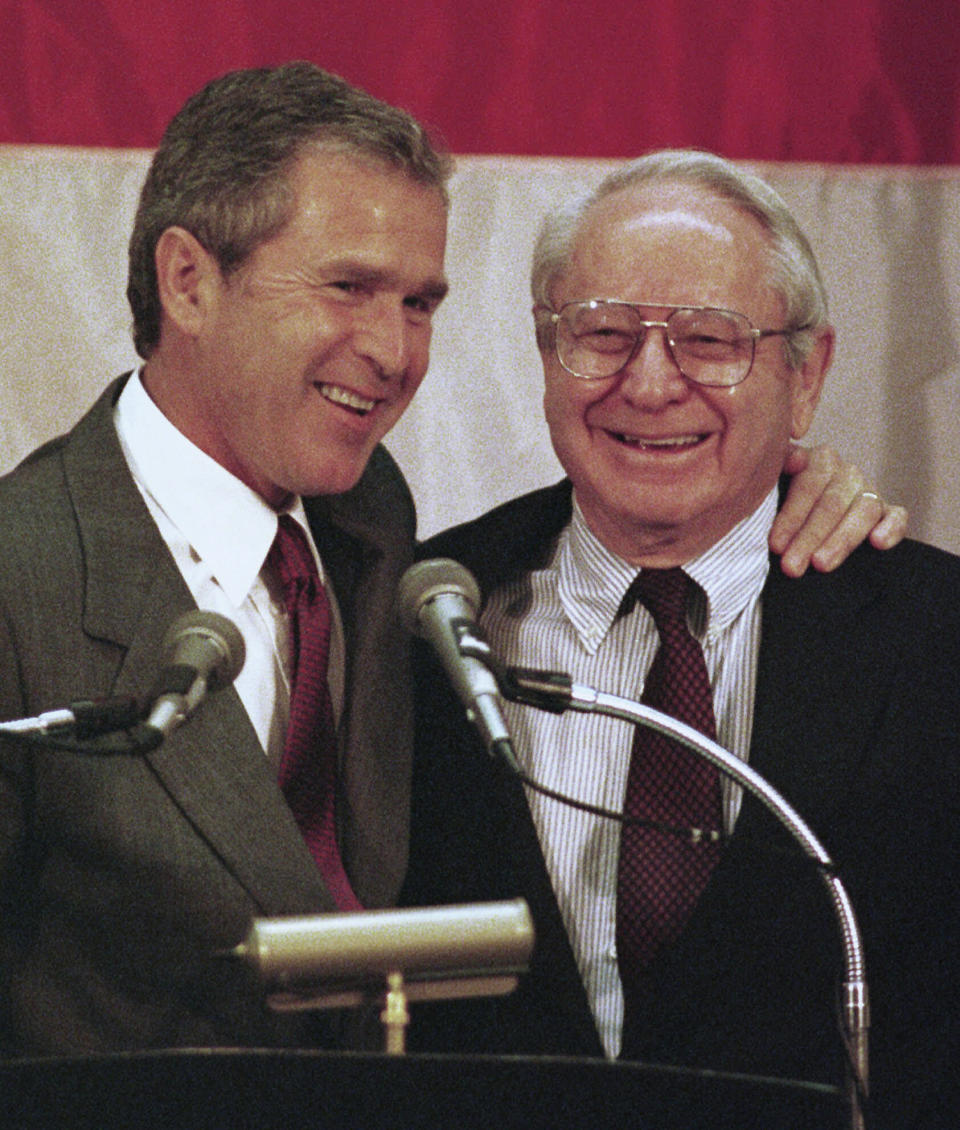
<box><xmin>542</xmin><ymin>299</ymin><xmax>808</xmax><ymax>388</ymax></box>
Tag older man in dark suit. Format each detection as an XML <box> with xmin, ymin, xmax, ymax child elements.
<box><xmin>403</xmin><ymin>151</ymin><xmax>958</xmax><ymax>1129</ymax></box>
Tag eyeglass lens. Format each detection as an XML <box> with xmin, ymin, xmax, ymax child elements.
<box><xmin>555</xmin><ymin>302</ymin><xmax>755</xmax><ymax>386</ymax></box>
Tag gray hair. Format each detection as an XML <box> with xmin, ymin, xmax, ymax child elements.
<box><xmin>531</xmin><ymin>149</ymin><xmax>828</xmax><ymax>369</ymax></box>
<box><xmin>128</xmin><ymin>62</ymin><xmax>452</xmax><ymax>359</ymax></box>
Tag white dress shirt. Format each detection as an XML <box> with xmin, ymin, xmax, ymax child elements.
<box><xmin>481</xmin><ymin>488</ymin><xmax>777</xmax><ymax>1057</ymax></box>
<box><xmin>113</xmin><ymin>371</ymin><xmax>344</xmax><ymax>767</ymax></box>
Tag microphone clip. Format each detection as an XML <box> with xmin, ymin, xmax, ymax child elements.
<box><xmin>499</xmin><ymin>666</ymin><xmax>573</xmax><ymax>714</ymax></box>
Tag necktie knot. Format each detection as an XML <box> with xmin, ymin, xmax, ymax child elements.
<box><xmin>620</xmin><ymin>567</ymin><xmax>692</xmax><ymax>635</ymax></box>
<box><xmin>268</xmin><ymin>515</ymin><xmax>318</xmax><ymax>597</ymax></box>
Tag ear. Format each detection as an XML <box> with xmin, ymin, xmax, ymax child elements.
<box><xmin>790</xmin><ymin>325</ymin><xmax>834</xmax><ymax>439</ymax></box>
<box><xmin>154</xmin><ymin>226</ymin><xmax>221</xmax><ymax>339</ymax></box>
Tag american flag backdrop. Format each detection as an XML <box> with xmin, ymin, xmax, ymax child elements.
<box><xmin>1</xmin><ymin>0</ymin><xmax>959</xmax><ymax>550</ymax></box>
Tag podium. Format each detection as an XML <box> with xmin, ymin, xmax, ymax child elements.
<box><xmin>1</xmin><ymin>1048</ymin><xmax>845</xmax><ymax>1129</ymax></box>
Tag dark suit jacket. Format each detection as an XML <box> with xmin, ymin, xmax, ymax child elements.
<box><xmin>0</xmin><ymin>376</ymin><xmax>416</xmax><ymax>1055</ymax></box>
<box><xmin>403</xmin><ymin>480</ymin><xmax>960</xmax><ymax>1129</ymax></box>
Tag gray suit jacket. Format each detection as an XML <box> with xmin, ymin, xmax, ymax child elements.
<box><xmin>0</xmin><ymin>376</ymin><xmax>416</xmax><ymax>1055</ymax></box>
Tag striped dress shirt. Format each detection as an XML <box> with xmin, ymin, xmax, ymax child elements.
<box><xmin>480</xmin><ymin>488</ymin><xmax>777</xmax><ymax>1057</ymax></box>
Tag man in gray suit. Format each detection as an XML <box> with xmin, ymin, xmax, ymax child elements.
<box><xmin>0</xmin><ymin>68</ymin><xmax>899</xmax><ymax>1059</ymax></box>
<box><xmin>0</xmin><ymin>62</ymin><xmax>451</xmax><ymax>1055</ymax></box>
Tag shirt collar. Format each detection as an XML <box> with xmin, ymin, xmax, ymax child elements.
<box><xmin>557</xmin><ymin>503</ymin><xmax>638</xmax><ymax>652</ymax></box>
<box><xmin>114</xmin><ymin>371</ymin><xmax>312</xmax><ymax>604</ymax></box>
<box><xmin>558</xmin><ymin>489</ymin><xmax>776</xmax><ymax>653</ymax></box>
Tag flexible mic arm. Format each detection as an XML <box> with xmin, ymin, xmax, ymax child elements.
<box><xmin>0</xmin><ymin>697</ymin><xmax>143</xmax><ymax>739</ymax></box>
<box><xmin>502</xmin><ymin>665</ymin><xmax>869</xmax><ymax>1130</ymax></box>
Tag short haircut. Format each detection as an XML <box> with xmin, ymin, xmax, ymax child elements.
<box><xmin>531</xmin><ymin>148</ymin><xmax>828</xmax><ymax>369</ymax></box>
<box><xmin>127</xmin><ymin>62</ymin><xmax>452</xmax><ymax>359</ymax></box>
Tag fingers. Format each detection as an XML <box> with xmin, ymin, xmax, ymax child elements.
<box><xmin>866</xmin><ymin>502</ymin><xmax>909</xmax><ymax>551</ymax></box>
<box><xmin>803</xmin><ymin>492</ymin><xmax>907</xmax><ymax>574</ymax></box>
<box><xmin>771</xmin><ymin>444</ymin><xmax>907</xmax><ymax>576</ymax></box>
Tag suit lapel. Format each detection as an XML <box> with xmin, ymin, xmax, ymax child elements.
<box><xmin>746</xmin><ymin>552</ymin><xmax>889</xmax><ymax>836</ymax></box>
<box><xmin>64</xmin><ymin>378</ymin><xmax>338</xmax><ymax>916</ymax></box>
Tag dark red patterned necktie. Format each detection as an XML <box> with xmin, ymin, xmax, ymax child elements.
<box><xmin>616</xmin><ymin>567</ymin><xmax>721</xmax><ymax>986</ymax></box>
<box><xmin>267</xmin><ymin>515</ymin><xmax>361</xmax><ymax>910</ymax></box>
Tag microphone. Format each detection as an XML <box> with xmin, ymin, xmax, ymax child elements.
<box><xmin>142</xmin><ymin>610</ymin><xmax>246</xmax><ymax>741</ymax></box>
<box><xmin>0</xmin><ymin>612</ymin><xmax>244</xmax><ymax>755</ymax></box>
<box><xmin>397</xmin><ymin>559</ymin><xmax>519</xmax><ymax>772</ymax></box>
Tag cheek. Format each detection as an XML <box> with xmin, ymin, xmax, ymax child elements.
<box><xmin>542</xmin><ymin>381</ymin><xmax>561</xmax><ymax>430</ymax></box>
<box><xmin>721</xmin><ymin>387</ymin><xmax>794</xmax><ymax>472</ymax></box>
<box><xmin>543</xmin><ymin>388</ymin><xmax>578</xmax><ymax>459</ymax></box>
<box><xmin>395</xmin><ymin>367</ymin><xmax>429</xmax><ymax>416</ymax></box>
<box><xmin>543</xmin><ymin>372</ymin><xmax>594</xmax><ymax>434</ymax></box>
<box><xmin>407</xmin><ymin>328</ymin><xmax>435</xmax><ymax>384</ymax></box>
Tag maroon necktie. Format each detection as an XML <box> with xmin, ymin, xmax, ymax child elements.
<box><xmin>616</xmin><ymin>567</ymin><xmax>722</xmax><ymax>986</ymax></box>
<box><xmin>267</xmin><ymin>515</ymin><xmax>361</xmax><ymax>910</ymax></box>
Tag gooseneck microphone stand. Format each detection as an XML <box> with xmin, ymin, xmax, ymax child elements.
<box><xmin>500</xmin><ymin>664</ymin><xmax>870</xmax><ymax>1130</ymax></box>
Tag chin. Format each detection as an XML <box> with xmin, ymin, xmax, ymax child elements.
<box><xmin>299</xmin><ymin>460</ymin><xmax>370</xmax><ymax>499</ymax></box>
<box><xmin>613</xmin><ymin>486</ymin><xmax>705</xmax><ymax>528</ymax></box>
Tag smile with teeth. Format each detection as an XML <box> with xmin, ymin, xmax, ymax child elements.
<box><xmin>318</xmin><ymin>382</ymin><xmax>378</xmax><ymax>415</ymax></box>
<box><xmin>610</xmin><ymin>430</ymin><xmax>706</xmax><ymax>449</ymax></box>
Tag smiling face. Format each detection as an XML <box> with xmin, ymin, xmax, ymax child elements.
<box><xmin>541</xmin><ymin>181</ymin><xmax>831</xmax><ymax>566</ymax></box>
<box><xmin>145</xmin><ymin>147</ymin><xmax>448</xmax><ymax>507</ymax></box>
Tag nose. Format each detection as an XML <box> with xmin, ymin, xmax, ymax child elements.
<box><xmin>618</xmin><ymin>324</ymin><xmax>689</xmax><ymax>405</ymax></box>
<box><xmin>355</xmin><ymin>298</ymin><xmax>412</xmax><ymax>381</ymax></box>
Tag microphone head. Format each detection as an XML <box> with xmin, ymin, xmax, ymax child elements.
<box><xmin>397</xmin><ymin>558</ymin><xmax>481</xmax><ymax>636</ymax></box>
<box><xmin>161</xmin><ymin>611</ymin><xmax>246</xmax><ymax>693</ymax></box>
